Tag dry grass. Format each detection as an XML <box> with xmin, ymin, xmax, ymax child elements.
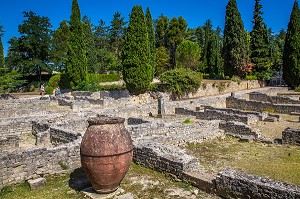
<box><xmin>185</xmin><ymin>136</ymin><xmax>300</xmax><ymax>186</ymax></box>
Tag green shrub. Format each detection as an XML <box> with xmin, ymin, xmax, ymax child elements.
<box><xmin>45</xmin><ymin>85</ymin><xmax>54</xmax><ymax>95</ymax></box>
<box><xmin>48</xmin><ymin>73</ymin><xmax>71</xmax><ymax>89</ymax></box>
<box><xmin>244</xmin><ymin>74</ymin><xmax>258</xmax><ymax>80</ymax></box>
<box><xmin>99</xmin><ymin>84</ymin><xmax>126</xmax><ymax>91</ymax></box>
<box><xmin>231</xmin><ymin>75</ymin><xmax>241</xmax><ymax>83</ymax></box>
<box><xmin>48</xmin><ymin>74</ymin><xmax>61</xmax><ymax>88</ymax></box>
<box><xmin>202</xmin><ymin>74</ymin><xmax>210</xmax><ymax>79</ymax></box>
<box><xmin>97</xmin><ymin>74</ymin><xmax>121</xmax><ymax>82</ymax></box>
<box><xmin>295</xmin><ymin>86</ymin><xmax>300</xmax><ymax>92</ymax></box>
<box><xmin>159</xmin><ymin>68</ymin><xmax>202</xmax><ymax>100</ymax></box>
<box><xmin>255</xmin><ymin>71</ymin><xmax>273</xmax><ymax>81</ymax></box>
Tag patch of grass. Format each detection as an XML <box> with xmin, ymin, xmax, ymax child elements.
<box><xmin>183</xmin><ymin>118</ymin><xmax>193</xmax><ymax>124</ymax></box>
<box><xmin>0</xmin><ymin>173</ymin><xmax>84</xmax><ymax>199</ymax></box>
<box><xmin>58</xmin><ymin>161</ymin><xmax>69</xmax><ymax>170</ymax></box>
<box><xmin>263</xmin><ymin>106</ymin><xmax>276</xmax><ymax>113</ymax></box>
<box><xmin>185</xmin><ymin>136</ymin><xmax>300</xmax><ymax>186</ymax></box>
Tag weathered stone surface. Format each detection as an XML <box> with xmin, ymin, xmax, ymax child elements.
<box><xmin>215</xmin><ymin>169</ymin><xmax>300</xmax><ymax>199</ymax></box>
<box><xmin>282</xmin><ymin>128</ymin><xmax>300</xmax><ymax>146</ymax></box>
<box><xmin>28</xmin><ymin>177</ymin><xmax>46</xmax><ymax>190</ymax></box>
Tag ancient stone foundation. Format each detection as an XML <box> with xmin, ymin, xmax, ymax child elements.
<box><xmin>282</xmin><ymin>128</ymin><xmax>300</xmax><ymax>146</ymax></box>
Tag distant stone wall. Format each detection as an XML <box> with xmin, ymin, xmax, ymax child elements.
<box><xmin>226</xmin><ymin>96</ymin><xmax>300</xmax><ymax>114</ymax></box>
<box><xmin>282</xmin><ymin>128</ymin><xmax>300</xmax><ymax>146</ymax></box>
<box><xmin>215</xmin><ymin>169</ymin><xmax>300</xmax><ymax>199</ymax></box>
<box><xmin>100</xmin><ymin>90</ymin><xmax>130</xmax><ymax>99</ymax></box>
<box><xmin>187</xmin><ymin>80</ymin><xmax>265</xmax><ymax>99</ymax></box>
<box><xmin>249</xmin><ymin>92</ymin><xmax>300</xmax><ymax>104</ymax></box>
<box><xmin>175</xmin><ymin>107</ymin><xmax>250</xmax><ymax>124</ymax></box>
<box><xmin>0</xmin><ymin>136</ymin><xmax>19</xmax><ymax>150</ymax></box>
<box><xmin>219</xmin><ymin>121</ymin><xmax>260</xmax><ymax>139</ymax></box>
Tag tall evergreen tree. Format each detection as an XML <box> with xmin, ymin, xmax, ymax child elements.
<box><xmin>82</xmin><ymin>15</ymin><xmax>98</xmax><ymax>73</ymax></box>
<box><xmin>250</xmin><ymin>0</ymin><xmax>270</xmax><ymax>73</ymax></box>
<box><xmin>66</xmin><ymin>0</ymin><xmax>88</xmax><ymax>87</ymax></box>
<box><xmin>0</xmin><ymin>25</ymin><xmax>4</xmax><ymax>68</ymax></box>
<box><xmin>51</xmin><ymin>20</ymin><xmax>70</xmax><ymax>71</ymax></box>
<box><xmin>94</xmin><ymin>19</ymin><xmax>109</xmax><ymax>49</ymax></box>
<box><xmin>155</xmin><ymin>15</ymin><xmax>169</xmax><ymax>47</ymax></box>
<box><xmin>223</xmin><ymin>0</ymin><xmax>248</xmax><ymax>77</ymax></box>
<box><xmin>122</xmin><ymin>5</ymin><xmax>152</xmax><ymax>94</ymax></box>
<box><xmin>283</xmin><ymin>1</ymin><xmax>300</xmax><ymax>88</ymax></box>
<box><xmin>167</xmin><ymin>16</ymin><xmax>187</xmax><ymax>68</ymax></box>
<box><xmin>145</xmin><ymin>7</ymin><xmax>156</xmax><ymax>77</ymax></box>
<box><xmin>109</xmin><ymin>12</ymin><xmax>127</xmax><ymax>62</ymax></box>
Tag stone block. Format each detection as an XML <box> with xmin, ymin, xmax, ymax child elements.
<box><xmin>28</xmin><ymin>177</ymin><xmax>46</xmax><ymax>190</ymax></box>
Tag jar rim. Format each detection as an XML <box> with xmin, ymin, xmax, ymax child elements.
<box><xmin>88</xmin><ymin>116</ymin><xmax>125</xmax><ymax>126</ymax></box>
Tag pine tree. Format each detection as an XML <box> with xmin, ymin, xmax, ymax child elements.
<box><xmin>145</xmin><ymin>7</ymin><xmax>156</xmax><ymax>77</ymax></box>
<box><xmin>51</xmin><ymin>20</ymin><xmax>70</xmax><ymax>71</ymax></box>
<box><xmin>122</xmin><ymin>5</ymin><xmax>152</xmax><ymax>94</ymax></box>
<box><xmin>82</xmin><ymin>15</ymin><xmax>98</xmax><ymax>73</ymax></box>
<box><xmin>66</xmin><ymin>0</ymin><xmax>88</xmax><ymax>88</ymax></box>
<box><xmin>223</xmin><ymin>0</ymin><xmax>248</xmax><ymax>77</ymax></box>
<box><xmin>167</xmin><ymin>16</ymin><xmax>187</xmax><ymax>68</ymax></box>
<box><xmin>0</xmin><ymin>26</ymin><xmax>4</xmax><ymax>69</ymax></box>
<box><xmin>283</xmin><ymin>1</ymin><xmax>300</xmax><ymax>88</ymax></box>
<box><xmin>250</xmin><ymin>0</ymin><xmax>270</xmax><ymax>73</ymax></box>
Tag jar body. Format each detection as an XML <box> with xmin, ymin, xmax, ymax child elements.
<box><xmin>80</xmin><ymin>117</ymin><xmax>133</xmax><ymax>193</ymax></box>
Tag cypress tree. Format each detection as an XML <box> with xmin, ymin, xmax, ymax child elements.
<box><xmin>145</xmin><ymin>7</ymin><xmax>156</xmax><ymax>77</ymax></box>
<box><xmin>0</xmin><ymin>26</ymin><xmax>4</xmax><ymax>68</ymax></box>
<box><xmin>283</xmin><ymin>1</ymin><xmax>300</xmax><ymax>88</ymax></box>
<box><xmin>122</xmin><ymin>5</ymin><xmax>152</xmax><ymax>94</ymax></box>
<box><xmin>250</xmin><ymin>0</ymin><xmax>270</xmax><ymax>73</ymax></box>
<box><xmin>223</xmin><ymin>0</ymin><xmax>248</xmax><ymax>77</ymax></box>
<box><xmin>66</xmin><ymin>0</ymin><xmax>88</xmax><ymax>88</ymax></box>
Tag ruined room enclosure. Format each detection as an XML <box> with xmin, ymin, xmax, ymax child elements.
<box><xmin>0</xmin><ymin>85</ymin><xmax>300</xmax><ymax>198</ymax></box>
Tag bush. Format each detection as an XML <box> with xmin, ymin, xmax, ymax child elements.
<box><xmin>202</xmin><ymin>74</ymin><xmax>210</xmax><ymax>79</ymax></box>
<box><xmin>295</xmin><ymin>86</ymin><xmax>300</xmax><ymax>92</ymax></box>
<box><xmin>159</xmin><ymin>68</ymin><xmax>202</xmax><ymax>100</ymax></box>
<box><xmin>255</xmin><ymin>71</ymin><xmax>273</xmax><ymax>81</ymax></box>
<box><xmin>244</xmin><ymin>74</ymin><xmax>258</xmax><ymax>80</ymax></box>
<box><xmin>97</xmin><ymin>74</ymin><xmax>121</xmax><ymax>82</ymax></box>
<box><xmin>45</xmin><ymin>85</ymin><xmax>54</xmax><ymax>95</ymax></box>
<box><xmin>48</xmin><ymin>73</ymin><xmax>71</xmax><ymax>89</ymax></box>
<box><xmin>99</xmin><ymin>84</ymin><xmax>126</xmax><ymax>91</ymax></box>
<box><xmin>48</xmin><ymin>74</ymin><xmax>61</xmax><ymax>88</ymax></box>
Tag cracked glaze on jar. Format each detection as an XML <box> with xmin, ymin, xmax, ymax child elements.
<box><xmin>80</xmin><ymin>116</ymin><xmax>133</xmax><ymax>194</ymax></box>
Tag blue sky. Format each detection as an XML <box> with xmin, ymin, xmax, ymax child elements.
<box><xmin>0</xmin><ymin>0</ymin><xmax>295</xmax><ymax>56</ymax></box>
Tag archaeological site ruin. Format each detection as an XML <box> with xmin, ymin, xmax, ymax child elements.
<box><xmin>1</xmin><ymin>80</ymin><xmax>300</xmax><ymax>198</ymax></box>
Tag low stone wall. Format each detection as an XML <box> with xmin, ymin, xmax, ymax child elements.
<box><xmin>215</xmin><ymin>169</ymin><xmax>300</xmax><ymax>199</ymax></box>
<box><xmin>100</xmin><ymin>90</ymin><xmax>130</xmax><ymax>99</ymax></box>
<box><xmin>175</xmin><ymin>107</ymin><xmax>250</xmax><ymax>124</ymax></box>
<box><xmin>226</xmin><ymin>96</ymin><xmax>300</xmax><ymax>114</ymax></box>
<box><xmin>133</xmin><ymin>142</ymin><xmax>199</xmax><ymax>178</ymax></box>
<box><xmin>282</xmin><ymin>128</ymin><xmax>300</xmax><ymax>146</ymax></box>
<box><xmin>0</xmin><ymin>123</ymin><xmax>82</xmax><ymax>189</ymax></box>
<box><xmin>219</xmin><ymin>121</ymin><xmax>260</xmax><ymax>139</ymax></box>
<box><xmin>202</xmin><ymin>105</ymin><xmax>265</xmax><ymax>122</ymax></box>
<box><xmin>0</xmin><ymin>136</ymin><xmax>19</xmax><ymax>150</ymax></box>
<box><xmin>187</xmin><ymin>80</ymin><xmax>265</xmax><ymax>98</ymax></box>
<box><xmin>249</xmin><ymin>92</ymin><xmax>300</xmax><ymax>104</ymax></box>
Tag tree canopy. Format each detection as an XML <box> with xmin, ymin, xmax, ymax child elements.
<box><xmin>122</xmin><ymin>5</ymin><xmax>152</xmax><ymax>94</ymax></box>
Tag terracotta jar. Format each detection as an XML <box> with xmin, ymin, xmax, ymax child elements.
<box><xmin>80</xmin><ymin>116</ymin><xmax>133</xmax><ymax>194</ymax></box>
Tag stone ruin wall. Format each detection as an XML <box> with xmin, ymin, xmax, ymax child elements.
<box><xmin>0</xmin><ymin>122</ymin><xmax>82</xmax><ymax>190</ymax></box>
<box><xmin>282</xmin><ymin>128</ymin><xmax>300</xmax><ymax>146</ymax></box>
<box><xmin>249</xmin><ymin>92</ymin><xmax>300</xmax><ymax>104</ymax></box>
<box><xmin>226</xmin><ymin>96</ymin><xmax>300</xmax><ymax>114</ymax></box>
<box><xmin>1</xmin><ymin>86</ymin><xmax>299</xmax><ymax>198</ymax></box>
<box><xmin>215</xmin><ymin>169</ymin><xmax>300</xmax><ymax>199</ymax></box>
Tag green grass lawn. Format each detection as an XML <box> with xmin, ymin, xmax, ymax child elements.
<box><xmin>185</xmin><ymin>136</ymin><xmax>300</xmax><ymax>186</ymax></box>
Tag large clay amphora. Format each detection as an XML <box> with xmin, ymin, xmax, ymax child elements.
<box><xmin>80</xmin><ymin>116</ymin><xmax>133</xmax><ymax>193</ymax></box>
